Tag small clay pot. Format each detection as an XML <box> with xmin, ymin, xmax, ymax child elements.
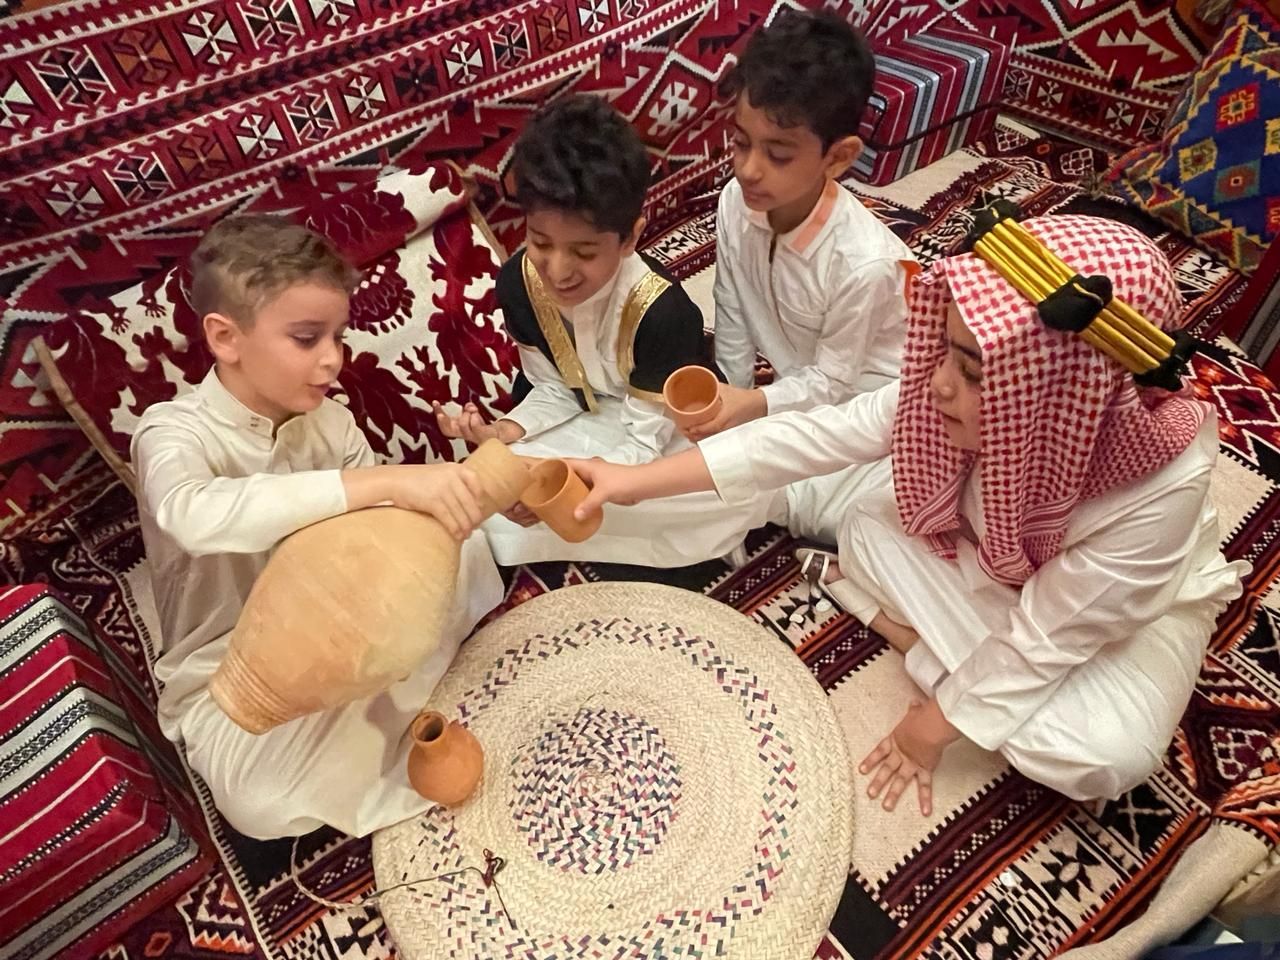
<box><xmin>663</xmin><ymin>365</ymin><xmax>722</xmax><ymax>429</ymax></box>
<box><xmin>406</xmin><ymin>710</ymin><xmax>484</xmax><ymax>807</ymax></box>
<box><xmin>519</xmin><ymin>459</ymin><xmax>603</xmax><ymax>543</ymax></box>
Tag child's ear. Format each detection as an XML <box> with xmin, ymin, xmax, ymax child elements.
<box><xmin>621</xmin><ymin>216</ymin><xmax>647</xmax><ymax>255</ymax></box>
<box><xmin>824</xmin><ymin>135</ymin><xmax>863</xmax><ymax>180</ymax></box>
<box><xmin>203</xmin><ymin>312</ymin><xmax>242</xmax><ymax>365</ymax></box>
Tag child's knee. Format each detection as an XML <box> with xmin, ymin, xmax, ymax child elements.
<box><xmin>181</xmin><ymin>706</ymin><xmax>320</xmax><ymax>839</ymax></box>
<box><xmin>216</xmin><ymin>786</ymin><xmax>309</xmax><ymax>839</ymax></box>
<box><xmin>1005</xmin><ymin>714</ymin><xmax>1162</xmax><ymax>802</ymax></box>
<box><xmin>197</xmin><ymin>751</ymin><xmax>325</xmax><ymax>839</ymax></box>
<box><xmin>1071</xmin><ymin>726</ymin><xmax>1161</xmax><ymax>800</ymax></box>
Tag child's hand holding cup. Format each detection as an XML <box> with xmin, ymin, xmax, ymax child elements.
<box><xmin>518</xmin><ymin>458</ymin><xmax>603</xmax><ymax>542</ymax></box>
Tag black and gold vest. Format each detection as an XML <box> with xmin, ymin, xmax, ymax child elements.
<box><xmin>496</xmin><ymin>249</ymin><xmax>717</xmax><ymax>411</ymax></box>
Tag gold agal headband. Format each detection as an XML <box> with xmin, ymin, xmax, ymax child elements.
<box><xmin>964</xmin><ymin>201</ymin><xmax>1201</xmax><ymax>391</ymax></box>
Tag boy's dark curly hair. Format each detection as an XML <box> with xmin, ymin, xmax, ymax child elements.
<box><xmin>721</xmin><ymin>10</ymin><xmax>876</xmax><ymax>149</ymax></box>
<box><xmin>510</xmin><ymin>94</ymin><xmax>650</xmax><ymax>238</ymax></box>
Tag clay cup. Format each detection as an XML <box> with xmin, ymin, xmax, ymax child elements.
<box><xmin>663</xmin><ymin>365</ymin><xmax>722</xmax><ymax>429</ymax></box>
<box><xmin>519</xmin><ymin>459</ymin><xmax>603</xmax><ymax>543</ymax></box>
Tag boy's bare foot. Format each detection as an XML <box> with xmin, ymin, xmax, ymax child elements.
<box><xmin>869</xmin><ymin>613</ymin><xmax>919</xmax><ymax>654</ymax></box>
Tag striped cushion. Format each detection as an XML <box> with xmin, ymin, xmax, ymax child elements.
<box><xmin>0</xmin><ymin>585</ymin><xmax>211</xmax><ymax>960</ymax></box>
<box><xmin>853</xmin><ymin>26</ymin><xmax>1012</xmax><ymax>187</ymax></box>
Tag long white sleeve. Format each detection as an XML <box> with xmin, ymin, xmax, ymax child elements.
<box><xmin>699</xmin><ymin>380</ymin><xmax>899</xmax><ymax>505</ymax></box>
<box><xmin>713</xmin><ymin>189</ymin><xmax>760</xmax><ymax>390</ymax></box>
<box><xmin>759</xmin><ymin>258</ymin><xmax>907</xmax><ymax>414</ymax></box>
<box><xmin>502</xmin><ymin>343</ymin><xmax>584</xmax><ymax>440</ymax></box>
<box><xmin>133</xmin><ymin>420</ymin><xmax>349</xmax><ymax>557</ymax></box>
<box><xmin>936</xmin><ymin>467</ymin><xmax>1212</xmax><ymax>751</ymax></box>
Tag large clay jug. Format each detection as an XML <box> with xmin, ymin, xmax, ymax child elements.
<box><xmin>209</xmin><ymin>439</ymin><xmax>530</xmax><ymax>734</ymax></box>
<box><xmin>405</xmin><ymin>709</ymin><xmax>484</xmax><ymax>806</ymax></box>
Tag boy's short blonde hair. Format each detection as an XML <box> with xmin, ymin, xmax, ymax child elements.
<box><xmin>190</xmin><ymin>214</ymin><xmax>361</xmax><ymax>324</ymax></box>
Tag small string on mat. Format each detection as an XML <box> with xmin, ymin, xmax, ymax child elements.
<box><xmin>293</xmin><ymin>693</ymin><xmax>609</xmax><ymax>929</ymax></box>
<box><xmin>289</xmin><ymin>836</ymin><xmax>516</xmax><ymax>928</ymax></box>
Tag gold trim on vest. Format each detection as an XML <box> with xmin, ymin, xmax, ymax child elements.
<box><xmin>521</xmin><ymin>255</ymin><xmax>597</xmax><ymax>413</ymax></box>
<box><xmin>616</xmin><ymin>269</ymin><xmax>672</xmax><ymax>388</ymax></box>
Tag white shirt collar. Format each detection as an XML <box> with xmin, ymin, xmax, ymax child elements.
<box><xmin>197</xmin><ymin>367</ymin><xmax>301</xmax><ymax>440</ymax></box>
<box><xmin>743</xmin><ymin>180</ymin><xmax>842</xmax><ymax>260</ymax></box>
<box><xmin>565</xmin><ymin>261</ymin><xmax>624</xmax><ymax>322</ymax></box>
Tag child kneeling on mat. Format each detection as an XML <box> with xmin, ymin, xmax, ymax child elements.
<box><xmin>571</xmin><ymin>212</ymin><xmax>1247</xmax><ymax>814</ymax></box>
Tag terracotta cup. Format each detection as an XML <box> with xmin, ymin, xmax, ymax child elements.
<box><xmin>519</xmin><ymin>458</ymin><xmax>603</xmax><ymax>543</ymax></box>
<box><xmin>406</xmin><ymin>710</ymin><xmax>484</xmax><ymax>807</ymax></box>
<box><xmin>663</xmin><ymin>365</ymin><xmax>722</xmax><ymax>429</ymax></box>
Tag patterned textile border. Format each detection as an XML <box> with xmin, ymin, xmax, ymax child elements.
<box><xmin>0</xmin><ymin>0</ymin><xmax>756</xmax><ymax>264</ymax></box>
<box><xmin>836</xmin><ymin>0</ymin><xmax>1220</xmax><ymax>153</ymax></box>
<box><xmin>0</xmin><ymin>123</ymin><xmax>1271</xmax><ymax>960</ymax></box>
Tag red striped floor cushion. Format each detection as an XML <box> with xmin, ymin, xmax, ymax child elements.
<box><xmin>0</xmin><ymin>584</ymin><xmax>212</xmax><ymax>960</ymax></box>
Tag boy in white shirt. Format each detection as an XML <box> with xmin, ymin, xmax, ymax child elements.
<box><xmin>435</xmin><ymin>94</ymin><xmax>713</xmax><ymax>466</ymax></box>
<box><xmin>436</xmin><ymin>95</ymin><xmax>777</xmax><ymax>567</ymax></box>
<box><xmin>700</xmin><ymin>10</ymin><xmax>916</xmax><ymax>439</ymax></box>
<box><xmin>133</xmin><ymin>215</ymin><xmax>504</xmax><ymax>839</ymax></box>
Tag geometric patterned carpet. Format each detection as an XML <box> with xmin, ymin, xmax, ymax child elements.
<box><xmin>3</xmin><ymin>123</ymin><xmax>1276</xmax><ymax>959</ymax></box>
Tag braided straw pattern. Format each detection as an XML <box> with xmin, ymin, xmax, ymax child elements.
<box><xmin>373</xmin><ymin>583</ymin><xmax>853</xmax><ymax>959</ymax></box>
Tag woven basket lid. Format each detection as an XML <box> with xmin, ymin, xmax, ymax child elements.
<box><xmin>373</xmin><ymin>582</ymin><xmax>853</xmax><ymax>959</ymax></box>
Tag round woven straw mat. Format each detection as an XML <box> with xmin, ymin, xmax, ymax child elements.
<box><xmin>373</xmin><ymin>582</ymin><xmax>853</xmax><ymax>959</ymax></box>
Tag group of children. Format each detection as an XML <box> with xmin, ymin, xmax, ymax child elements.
<box><xmin>133</xmin><ymin>10</ymin><xmax>1246</xmax><ymax>840</ymax></box>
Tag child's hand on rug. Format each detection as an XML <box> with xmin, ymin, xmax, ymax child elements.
<box><xmin>682</xmin><ymin>383</ymin><xmax>767</xmax><ymax>441</ymax></box>
<box><xmin>860</xmin><ymin>699</ymin><xmax>959</xmax><ymax>816</ymax></box>
<box><xmin>433</xmin><ymin>401</ymin><xmax>525</xmax><ymax>446</ymax></box>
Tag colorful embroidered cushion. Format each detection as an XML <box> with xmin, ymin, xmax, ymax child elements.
<box><xmin>856</xmin><ymin>0</ymin><xmax>1221</xmax><ymax>152</ymax></box>
<box><xmin>854</xmin><ymin>26</ymin><xmax>1011</xmax><ymax>187</ymax></box>
<box><xmin>34</xmin><ymin>163</ymin><xmax>519</xmax><ymax>487</ymax></box>
<box><xmin>1108</xmin><ymin>0</ymin><xmax>1280</xmax><ymax>275</ymax></box>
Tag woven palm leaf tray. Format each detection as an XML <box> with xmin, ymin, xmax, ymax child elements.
<box><xmin>372</xmin><ymin>582</ymin><xmax>854</xmax><ymax>959</ymax></box>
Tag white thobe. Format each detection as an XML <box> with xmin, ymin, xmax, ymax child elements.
<box><xmin>700</xmin><ymin>383</ymin><xmax>1248</xmax><ymax>800</ymax></box>
<box><xmin>132</xmin><ymin>368</ymin><xmax>503</xmax><ymax>839</ymax></box>
<box><xmin>713</xmin><ymin>177</ymin><xmax>916</xmax><ymax>414</ymax></box>
<box><xmin>485</xmin><ymin>253</ymin><xmax>780</xmax><ymax>567</ymax></box>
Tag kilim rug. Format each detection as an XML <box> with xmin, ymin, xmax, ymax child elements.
<box><xmin>2</xmin><ymin>120</ymin><xmax>1273</xmax><ymax>960</ymax></box>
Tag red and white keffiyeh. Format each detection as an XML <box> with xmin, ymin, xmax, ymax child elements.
<box><xmin>890</xmin><ymin>215</ymin><xmax>1210</xmax><ymax>586</ymax></box>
